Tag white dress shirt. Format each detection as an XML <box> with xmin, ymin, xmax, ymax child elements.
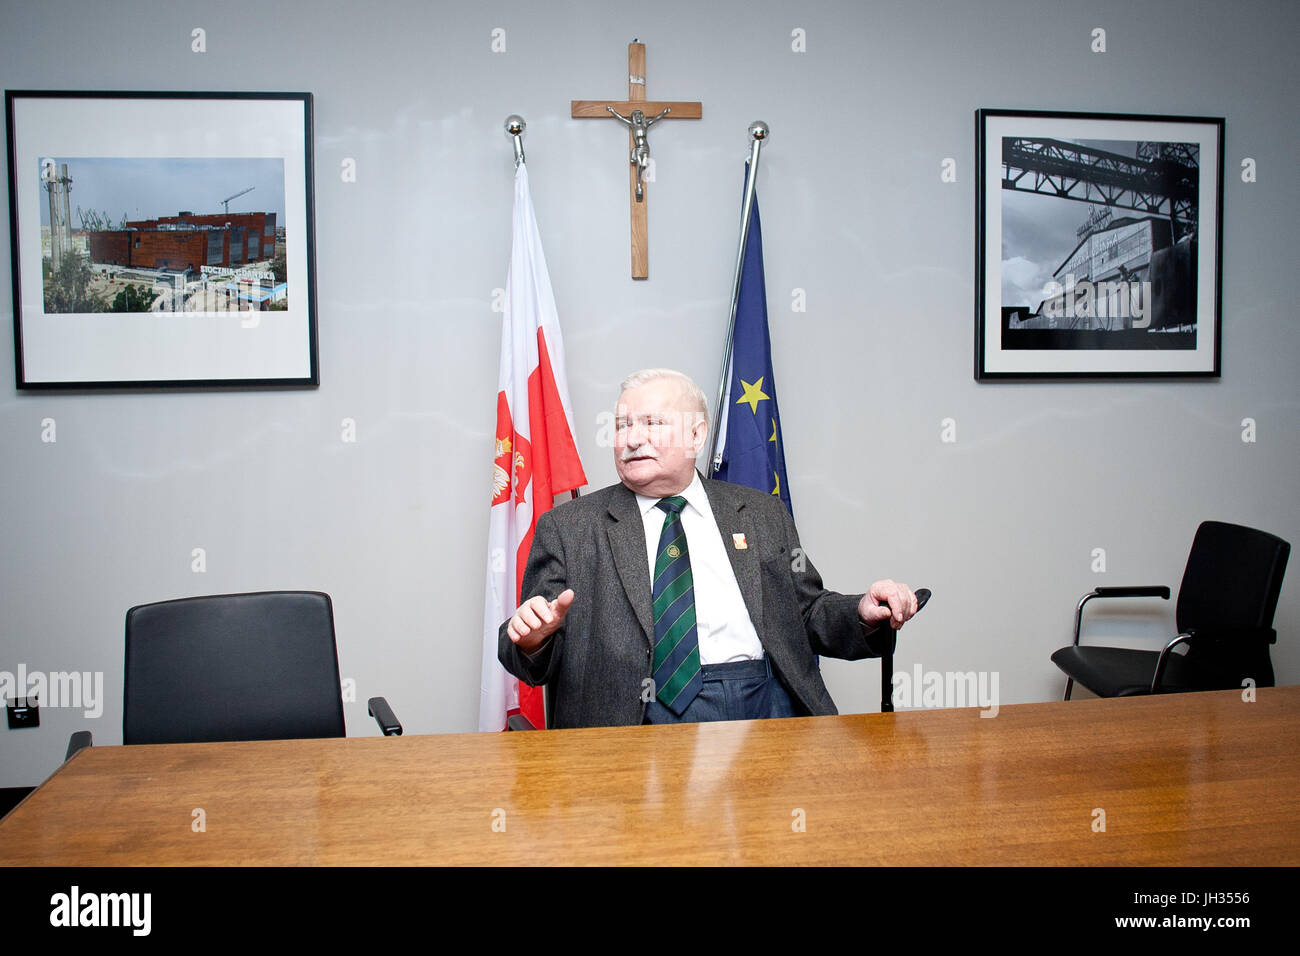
<box><xmin>634</xmin><ymin>473</ymin><xmax>765</xmax><ymax>664</ymax></box>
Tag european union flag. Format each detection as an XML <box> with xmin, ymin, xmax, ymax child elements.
<box><xmin>712</xmin><ymin>166</ymin><xmax>792</xmax><ymax>514</ymax></box>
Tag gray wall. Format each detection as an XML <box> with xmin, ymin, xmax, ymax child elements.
<box><xmin>2</xmin><ymin>0</ymin><xmax>1296</xmax><ymax>788</ymax></box>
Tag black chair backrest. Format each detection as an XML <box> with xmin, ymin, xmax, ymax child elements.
<box><xmin>123</xmin><ymin>591</ymin><xmax>346</xmax><ymax>745</ymax></box>
<box><xmin>1176</xmin><ymin>521</ymin><xmax>1290</xmax><ymax>632</ymax></box>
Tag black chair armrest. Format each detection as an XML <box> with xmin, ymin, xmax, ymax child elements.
<box><xmin>1093</xmin><ymin>586</ymin><xmax>1172</xmax><ymax>599</ymax></box>
<box><xmin>66</xmin><ymin>731</ymin><xmax>93</xmax><ymax>761</ymax></box>
<box><xmin>367</xmin><ymin>697</ymin><xmax>402</xmax><ymax>736</ymax></box>
<box><xmin>506</xmin><ymin>714</ymin><xmax>538</xmax><ymax>731</ymax></box>
<box><xmin>1072</xmin><ymin>586</ymin><xmax>1171</xmax><ymax>646</ymax></box>
<box><xmin>1151</xmin><ymin>632</ymin><xmax>1195</xmax><ymax>692</ymax></box>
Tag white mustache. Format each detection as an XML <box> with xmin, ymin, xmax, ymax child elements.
<box><xmin>620</xmin><ymin>447</ymin><xmax>659</xmax><ymax>462</ymax></box>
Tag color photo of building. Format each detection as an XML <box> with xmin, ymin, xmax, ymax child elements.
<box><xmin>88</xmin><ymin>212</ymin><xmax>277</xmax><ymax>272</ymax></box>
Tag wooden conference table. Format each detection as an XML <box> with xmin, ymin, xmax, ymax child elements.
<box><xmin>2</xmin><ymin>687</ymin><xmax>1297</xmax><ymax>866</ymax></box>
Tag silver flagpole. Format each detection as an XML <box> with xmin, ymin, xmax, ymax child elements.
<box><xmin>708</xmin><ymin>121</ymin><xmax>769</xmax><ymax>474</ymax></box>
<box><xmin>504</xmin><ymin>114</ymin><xmax>580</xmax><ymax>503</ymax></box>
<box><xmin>504</xmin><ymin>114</ymin><xmax>526</xmax><ymax>166</ymax></box>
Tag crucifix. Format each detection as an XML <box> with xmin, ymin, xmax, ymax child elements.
<box><xmin>572</xmin><ymin>41</ymin><xmax>702</xmax><ymax>279</ymax></box>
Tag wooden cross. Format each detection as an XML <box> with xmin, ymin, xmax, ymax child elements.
<box><xmin>572</xmin><ymin>41</ymin><xmax>702</xmax><ymax>279</ymax></box>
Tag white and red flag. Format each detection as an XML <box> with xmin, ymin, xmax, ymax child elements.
<box><xmin>479</xmin><ymin>161</ymin><xmax>587</xmax><ymax>732</ymax></box>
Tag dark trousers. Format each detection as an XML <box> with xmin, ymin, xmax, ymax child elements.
<box><xmin>643</xmin><ymin>658</ymin><xmax>797</xmax><ymax>724</ymax></box>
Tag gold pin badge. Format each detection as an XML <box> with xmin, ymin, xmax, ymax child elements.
<box><xmin>667</xmin><ymin>545</ymin><xmax>681</xmax><ymax>558</ymax></box>
<box><xmin>733</xmin><ymin>533</ymin><xmax>748</xmax><ymax>550</ymax></box>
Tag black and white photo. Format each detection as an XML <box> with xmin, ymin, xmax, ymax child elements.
<box><xmin>976</xmin><ymin>109</ymin><xmax>1223</xmax><ymax>378</ymax></box>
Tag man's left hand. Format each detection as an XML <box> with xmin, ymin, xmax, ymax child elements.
<box><xmin>858</xmin><ymin>580</ymin><xmax>918</xmax><ymax>630</ymax></box>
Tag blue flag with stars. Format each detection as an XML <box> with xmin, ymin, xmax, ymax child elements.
<box><xmin>712</xmin><ymin>166</ymin><xmax>792</xmax><ymax>514</ymax></box>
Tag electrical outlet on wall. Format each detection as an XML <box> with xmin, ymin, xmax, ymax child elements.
<box><xmin>6</xmin><ymin>696</ymin><xmax>39</xmax><ymax>729</ymax></box>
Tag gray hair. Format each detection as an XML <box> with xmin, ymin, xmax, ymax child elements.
<box><xmin>619</xmin><ymin>368</ymin><xmax>709</xmax><ymax>425</ymax></box>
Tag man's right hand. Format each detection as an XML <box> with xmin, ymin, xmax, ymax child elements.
<box><xmin>506</xmin><ymin>588</ymin><xmax>575</xmax><ymax>653</ymax></box>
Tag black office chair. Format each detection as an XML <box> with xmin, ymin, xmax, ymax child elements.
<box><xmin>1051</xmin><ymin>521</ymin><xmax>1289</xmax><ymax>698</ymax></box>
<box><xmin>67</xmin><ymin>591</ymin><xmax>401</xmax><ymax>756</ymax></box>
<box><xmin>506</xmin><ymin>587</ymin><xmax>931</xmax><ymax>728</ymax></box>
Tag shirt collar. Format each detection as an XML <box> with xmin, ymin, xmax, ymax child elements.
<box><xmin>634</xmin><ymin>470</ymin><xmax>707</xmax><ymax>519</ymax></box>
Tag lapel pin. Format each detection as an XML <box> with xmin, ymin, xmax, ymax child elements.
<box><xmin>732</xmin><ymin>533</ymin><xmax>748</xmax><ymax>550</ymax></box>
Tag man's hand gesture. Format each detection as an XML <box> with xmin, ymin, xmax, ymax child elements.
<box><xmin>506</xmin><ymin>589</ymin><xmax>575</xmax><ymax>653</ymax></box>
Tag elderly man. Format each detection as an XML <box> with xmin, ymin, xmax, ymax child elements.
<box><xmin>499</xmin><ymin>368</ymin><xmax>917</xmax><ymax>727</ymax></box>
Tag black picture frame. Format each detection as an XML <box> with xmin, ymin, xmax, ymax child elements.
<box><xmin>975</xmin><ymin>108</ymin><xmax>1223</xmax><ymax>380</ymax></box>
<box><xmin>5</xmin><ymin>90</ymin><xmax>318</xmax><ymax>389</ymax></box>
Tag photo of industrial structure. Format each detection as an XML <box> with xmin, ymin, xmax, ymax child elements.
<box><xmin>999</xmin><ymin>138</ymin><xmax>1200</xmax><ymax>351</ymax></box>
<box><xmin>39</xmin><ymin>156</ymin><xmax>287</xmax><ymax>314</ymax></box>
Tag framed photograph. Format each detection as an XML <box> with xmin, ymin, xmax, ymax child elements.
<box><xmin>5</xmin><ymin>90</ymin><xmax>318</xmax><ymax>388</ymax></box>
<box><xmin>975</xmin><ymin>108</ymin><xmax>1223</xmax><ymax>379</ymax></box>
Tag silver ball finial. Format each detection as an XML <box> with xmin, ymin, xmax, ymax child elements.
<box><xmin>505</xmin><ymin>115</ymin><xmax>526</xmax><ymax>136</ymax></box>
<box><xmin>749</xmin><ymin>121</ymin><xmax>769</xmax><ymax>141</ymax></box>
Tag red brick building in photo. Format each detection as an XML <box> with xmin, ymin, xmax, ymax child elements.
<box><xmin>88</xmin><ymin>211</ymin><xmax>278</xmax><ymax>272</ymax></box>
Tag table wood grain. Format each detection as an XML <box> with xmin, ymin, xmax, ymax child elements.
<box><xmin>2</xmin><ymin>687</ymin><xmax>1296</xmax><ymax>865</ymax></box>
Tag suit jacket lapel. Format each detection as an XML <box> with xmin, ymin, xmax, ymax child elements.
<box><xmin>606</xmin><ymin>486</ymin><xmax>655</xmax><ymax>646</ymax></box>
<box><xmin>705</xmin><ymin>479</ymin><xmax>764</xmax><ymax>638</ymax></box>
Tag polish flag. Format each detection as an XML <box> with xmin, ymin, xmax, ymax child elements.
<box><xmin>479</xmin><ymin>161</ymin><xmax>587</xmax><ymax>732</ymax></box>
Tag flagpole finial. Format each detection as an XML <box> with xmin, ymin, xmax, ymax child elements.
<box><xmin>749</xmin><ymin>121</ymin><xmax>769</xmax><ymax>141</ymax></box>
<box><xmin>505</xmin><ymin>115</ymin><xmax>526</xmax><ymax>166</ymax></box>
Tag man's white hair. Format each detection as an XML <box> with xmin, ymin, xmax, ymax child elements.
<box><xmin>619</xmin><ymin>368</ymin><xmax>708</xmax><ymax>426</ymax></box>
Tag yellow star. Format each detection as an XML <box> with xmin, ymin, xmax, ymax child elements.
<box><xmin>771</xmin><ymin>472</ymin><xmax>780</xmax><ymax>496</ymax></box>
<box><xmin>736</xmin><ymin>376</ymin><xmax>769</xmax><ymax>415</ymax></box>
<box><xmin>769</xmin><ymin>417</ymin><xmax>777</xmax><ymax>444</ymax></box>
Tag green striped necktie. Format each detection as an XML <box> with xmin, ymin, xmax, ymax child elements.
<box><xmin>651</xmin><ymin>496</ymin><xmax>702</xmax><ymax>714</ymax></box>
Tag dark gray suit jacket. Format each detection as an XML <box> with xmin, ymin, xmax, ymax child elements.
<box><xmin>498</xmin><ymin>475</ymin><xmax>890</xmax><ymax>728</ymax></box>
